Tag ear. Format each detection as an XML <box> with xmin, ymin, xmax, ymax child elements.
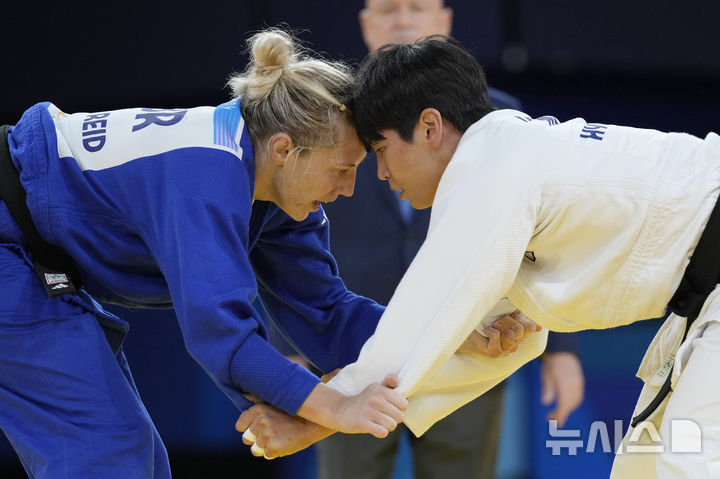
<box><xmin>417</xmin><ymin>108</ymin><xmax>444</xmax><ymax>149</ymax></box>
<box><xmin>359</xmin><ymin>9</ymin><xmax>373</xmax><ymax>50</ymax></box>
<box><xmin>267</xmin><ymin>133</ymin><xmax>294</xmax><ymax>166</ymax></box>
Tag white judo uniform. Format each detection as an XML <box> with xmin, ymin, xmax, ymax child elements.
<box><xmin>327</xmin><ymin>109</ymin><xmax>720</xmax><ymax>478</ymax></box>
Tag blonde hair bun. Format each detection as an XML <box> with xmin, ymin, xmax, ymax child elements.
<box><xmin>228</xmin><ymin>27</ymin><xmax>353</xmax><ymax>151</ymax></box>
<box><xmin>229</xmin><ymin>29</ymin><xmax>296</xmax><ymax>102</ymax></box>
<box><xmin>252</xmin><ymin>30</ymin><xmax>293</xmax><ymax>71</ymax></box>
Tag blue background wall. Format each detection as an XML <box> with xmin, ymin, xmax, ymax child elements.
<box><xmin>1</xmin><ymin>1</ymin><xmax>718</xmax><ymax>477</ymax></box>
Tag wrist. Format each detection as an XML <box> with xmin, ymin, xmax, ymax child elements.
<box><xmin>306</xmin><ymin>420</ymin><xmax>336</xmax><ymax>442</ymax></box>
<box><xmin>296</xmin><ymin>382</ymin><xmax>343</xmax><ymax>430</ymax></box>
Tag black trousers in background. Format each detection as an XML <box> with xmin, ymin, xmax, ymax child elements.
<box><xmin>316</xmin><ymin>382</ymin><xmax>506</xmax><ymax>479</ymax></box>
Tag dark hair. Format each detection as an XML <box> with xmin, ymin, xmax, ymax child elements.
<box><xmin>352</xmin><ymin>35</ymin><xmax>496</xmax><ymax>147</ymax></box>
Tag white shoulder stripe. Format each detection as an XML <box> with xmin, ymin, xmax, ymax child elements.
<box><xmin>50</xmin><ymin>103</ymin><xmax>242</xmax><ymax>172</ymax></box>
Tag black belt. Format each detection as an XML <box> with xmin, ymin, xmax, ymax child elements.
<box><xmin>0</xmin><ymin>124</ymin><xmax>82</xmax><ymax>297</ymax></box>
<box><xmin>631</xmin><ymin>187</ymin><xmax>720</xmax><ymax>427</ymax></box>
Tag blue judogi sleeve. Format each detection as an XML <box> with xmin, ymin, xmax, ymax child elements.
<box><xmin>136</xmin><ymin>149</ymin><xmax>321</xmax><ymax>415</ymax></box>
<box><xmin>11</xmin><ymin>100</ymin><xmax>381</xmax><ymax>416</ymax></box>
<box><xmin>250</xmin><ymin>207</ymin><xmax>385</xmax><ymax>374</ymax></box>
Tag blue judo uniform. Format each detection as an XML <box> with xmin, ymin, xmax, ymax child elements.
<box><xmin>0</xmin><ymin>99</ymin><xmax>383</xmax><ymax>478</ymax></box>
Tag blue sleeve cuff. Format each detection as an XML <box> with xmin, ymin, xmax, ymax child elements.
<box><xmin>228</xmin><ymin>332</ymin><xmax>320</xmax><ymax>415</ymax></box>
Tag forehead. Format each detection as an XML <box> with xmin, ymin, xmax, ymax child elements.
<box><xmin>329</xmin><ymin>118</ymin><xmax>365</xmax><ymax>163</ymax></box>
<box><xmin>374</xmin><ymin>128</ymin><xmax>408</xmax><ymax>148</ymax></box>
<box><xmin>331</xmin><ymin>115</ymin><xmax>358</xmax><ymax>145</ymax></box>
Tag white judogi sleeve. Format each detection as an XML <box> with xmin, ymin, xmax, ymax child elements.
<box><xmin>327</xmin><ymin>123</ymin><xmax>547</xmax><ymax>436</ymax></box>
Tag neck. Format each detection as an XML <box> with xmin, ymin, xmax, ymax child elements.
<box><xmin>252</xmin><ymin>140</ymin><xmax>274</xmax><ymax>203</ymax></box>
<box><xmin>437</xmin><ymin>124</ymin><xmax>463</xmax><ymax>174</ymax></box>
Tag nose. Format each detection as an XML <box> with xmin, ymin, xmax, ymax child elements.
<box><xmin>377</xmin><ymin>157</ymin><xmax>390</xmax><ymax>181</ymax></box>
<box><xmin>338</xmin><ymin>168</ymin><xmax>357</xmax><ymax>197</ymax></box>
<box><xmin>393</xmin><ymin>6</ymin><xmax>413</xmax><ymax>27</ymax></box>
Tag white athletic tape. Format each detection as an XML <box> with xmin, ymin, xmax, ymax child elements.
<box><xmin>250</xmin><ymin>443</ymin><xmax>265</xmax><ymax>456</ymax></box>
<box><xmin>242</xmin><ymin>429</ymin><xmax>257</xmax><ymax>443</ymax></box>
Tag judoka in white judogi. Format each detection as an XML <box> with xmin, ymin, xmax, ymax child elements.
<box><xmin>328</xmin><ymin>109</ymin><xmax>720</xmax><ymax>478</ymax></box>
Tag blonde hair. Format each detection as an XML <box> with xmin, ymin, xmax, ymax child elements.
<box><xmin>228</xmin><ymin>29</ymin><xmax>353</xmax><ymax>152</ymax></box>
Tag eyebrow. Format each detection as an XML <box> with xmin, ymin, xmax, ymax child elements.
<box><xmin>336</xmin><ymin>154</ymin><xmax>366</xmax><ymax>167</ymax></box>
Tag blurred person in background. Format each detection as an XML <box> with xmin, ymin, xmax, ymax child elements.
<box><xmin>317</xmin><ymin>1</ymin><xmax>585</xmax><ymax>477</ymax></box>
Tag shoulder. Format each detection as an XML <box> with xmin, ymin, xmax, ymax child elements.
<box><xmin>461</xmin><ymin>109</ymin><xmax>531</xmax><ymax>142</ymax></box>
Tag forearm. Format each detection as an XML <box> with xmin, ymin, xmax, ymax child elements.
<box><xmin>260</xmin><ymin>288</ymin><xmax>384</xmax><ymax>372</ymax></box>
<box><xmin>405</xmin><ymin>329</ymin><xmax>549</xmax><ymax>435</ymax></box>
<box><xmin>253</xmin><ymin>209</ymin><xmax>385</xmax><ymax>372</ymax></box>
<box><xmin>295</xmin><ymin>382</ymin><xmax>343</xmax><ymax>430</ymax></box>
<box><xmin>180</xmin><ymin>304</ymin><xmax>321</xmax><ymax>415</ymax></box>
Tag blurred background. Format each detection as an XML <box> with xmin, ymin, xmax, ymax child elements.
<box><xmin>1</xmin><ymin>1</ymin><xmax>718</xmax><ymax>477</ymax></box>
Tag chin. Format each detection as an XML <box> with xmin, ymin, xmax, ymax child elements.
<box><xmin>277</xmin><ymin>204</ymin><xmax>308</xmax><ymax>221</ymax></box>
<box><xmin>290</xmin><ymin>210</ymin><xmax>310</xmax><ymax>221</ymax></box>
<box><xmin>410</xmin><ymin>198</ymin><xmax>432</xmax><ymax>210</ymax></box>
